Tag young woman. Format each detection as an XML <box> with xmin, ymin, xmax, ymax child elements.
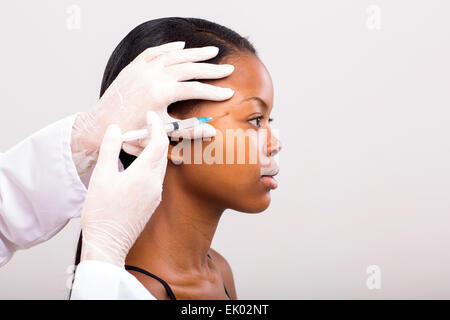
<box><xmin>75</xmin><ymin>17</ymin><xmax>281</xmax><ymax>300</ymax></box>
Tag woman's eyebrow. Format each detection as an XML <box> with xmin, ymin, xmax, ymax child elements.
<box><xmin>239</xmin><ymin>97</ymin><xmax>268</xmax><ymax>111</ymax></box>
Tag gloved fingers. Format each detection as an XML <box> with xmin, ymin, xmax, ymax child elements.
<box><xmin>168</xmin><ymin>123</ymin><xmax>217</xmax><ymax>140</ymax></box>
<box><xmin>121</xmin><ymin>131</ymin><xmax>152</xmax><ymax>157</ymax></box>
<box><xmin>122</xmin><ymin>142</ymin><xmax>143</xmax><ymax>157</ymax></box>
<box><xmin>128</xmin><ymin>111</ymin><xmax>169</xmax><ymax>171</ymax></box>
<box><xmin>120</xmin><ymin>110</ymin><xmax>173</xmax><ymax>157</ymax></box>
<box><xmin>133</xmin><ymin>41</ymin><xmax>186</xmax><ymax>64</ymax></box>
<box><xmin>153</xmin><ymin>108</ymin><xmax>177</xmax><ymax>124</ymax></box>
<box><xmin>175</xmin><ymin>81</ymin><xmax>234</xmax><ymax>101</ymax></box>
<box><xmin>167</xmin><ymin>62</ymin><xmax>234</xmax><ymax>81</ymax></box>
<box><xmin>95</xmin><ymin>124</ymin><xmax>123</xmax><ymax>173</ymax></box>
<box><xmin>156</xmin><ymin>112</ymin><xmax>217</xmax><ymax>139</ymax></box>
<box><xmin>157</xmin><ymin>46</ymin><xmax>219</xmax><ymax>67</ymax></box>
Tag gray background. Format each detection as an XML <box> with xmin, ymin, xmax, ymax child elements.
<box><xmin>0</xmin><ymin>0</ymin><xmax>449</xmax><ymax>299</ymax></box>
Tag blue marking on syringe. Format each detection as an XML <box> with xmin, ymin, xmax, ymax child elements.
<box><xmin>197</xmin><ymin>117</ymin><xmax>212</xmax><ymax>124</ymax></box>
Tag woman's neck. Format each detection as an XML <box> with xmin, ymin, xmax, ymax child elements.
<box><xmin>125</xmin><ymin>168</ymin><xmax>225</xmax><ymax>275</ymax></box>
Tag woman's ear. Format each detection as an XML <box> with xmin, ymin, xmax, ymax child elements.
<box><xmin>123</xmin><ymin>137</ymin><xmax>190</xmax><ymax>165</ymax></box>
<box><xmin>167</xmin><ymin>137</ymin><xmax>188</xmax><ymax>165</ymax></box>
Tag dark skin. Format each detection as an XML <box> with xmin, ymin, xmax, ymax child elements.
<box><xmin>125</xmin><ymin>53</ymin><xmax>281</xmax><ymax>300</ymax></box>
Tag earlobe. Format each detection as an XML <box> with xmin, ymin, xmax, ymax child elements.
<box><xmin>167</xmin><ymin>138</ymin><xmax>186</xmax><ymax>165</ymax></box>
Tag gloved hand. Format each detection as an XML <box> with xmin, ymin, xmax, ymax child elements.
<box><xmin>80</xmin><ymin>111</ymin><xmax>168</xmax><ymax>268</ymax></box>
<box><xmin>71</xmin><ymin>41</ymin><xmax>234</xmax><ymax>175</ymax></box>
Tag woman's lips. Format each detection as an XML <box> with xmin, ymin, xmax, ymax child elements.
<box><xmin>260</xmin><ymin>165</ymin><xmax>279</xmax><ymax>189</ymax></box>
<box><xmin>260</xmin><ymin>175</ymin><xmax>278</xmax><ymax>189</ymax></box>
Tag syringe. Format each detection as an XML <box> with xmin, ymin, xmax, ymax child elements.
<box><xmin>121</xmin><ymin>116</ymin><xmax>213</xmax><ymax>142</ymax></box>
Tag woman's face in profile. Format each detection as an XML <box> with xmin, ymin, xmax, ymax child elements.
<box><xmin>168</xmin><ymin>53</ymin><xmax>281</xmax><ymax>213</ymax></box>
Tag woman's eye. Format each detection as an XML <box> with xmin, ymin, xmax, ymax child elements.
<box><xmin>248</xmin><ymin>116</ymin><xmax>263</xmax><ymax>128</ymax></box>
<box><xmin>248</xmin><ymin>116</ymin><xmax>274</xmax><ymax>128</ymax></box>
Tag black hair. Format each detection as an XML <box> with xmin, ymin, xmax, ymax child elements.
<box><xmin>71</xmin><ymin>18</ymin><xmax>256</xmax><ymax>296</ymax></box>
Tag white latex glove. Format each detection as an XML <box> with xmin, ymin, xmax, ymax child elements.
<box><xmin>71</xmin><ymin>41</ymin><xmax>234</xmax><ymax>175</ymax></box>
<box><xmin>80</xmin><ymin>111</ymin><xmax>168</xmax><ymax>268</ymax></box>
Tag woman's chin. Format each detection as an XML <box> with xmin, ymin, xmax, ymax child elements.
<box><xmin>235</xmin><ymin>193</ymin><xmax>272</xmax><ymax>214</ymax></box>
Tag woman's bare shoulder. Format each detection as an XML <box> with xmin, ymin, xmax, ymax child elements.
<box><xmin>209</xmin><ymin>248</ymin><xmax>237</xmax><ymax>299</ymax></box>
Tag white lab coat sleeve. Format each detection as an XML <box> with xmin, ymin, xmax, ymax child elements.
<box><xmin>0</xmin><ymin>114</ymin><xmax>87</xmax><ymax>267</ymax></box>
<box><xmin>71</xmin><ymin>260</ymin><xmax>156</xmax><ymax>300</ymax></box>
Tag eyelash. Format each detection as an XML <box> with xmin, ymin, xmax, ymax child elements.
<box><xmin>248</xmin><ymin>116</ymin><xmax>274</xmax><ymax>128</ymax></box>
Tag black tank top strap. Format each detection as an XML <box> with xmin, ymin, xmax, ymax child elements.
<box><xmin>224</xmin><ymin>284</ymin><xmax>231</xmax><ymax>299</ymax></box>
<box><xmin>207</xmin><ymin>253</ymin><xmax>231</xmax><ymax>299</ymax></box>
<box><xmin>125</xmin><ymin>265</ymin><xmax>177</xmax><ymax>300</ymax></box>
<box><xmin>126</xmin><ymin>260</ymin><xmax>231</xmax><ymax>299</ymax></box>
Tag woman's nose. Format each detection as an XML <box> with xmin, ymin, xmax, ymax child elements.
<box><xmin>267</xmin><ymin>132</ymin><xmax>282</xmax><ymax>157</ymax></box>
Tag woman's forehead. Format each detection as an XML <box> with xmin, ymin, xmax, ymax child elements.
<box><xmin>186</xmin><ymin>55</ymin><xmax>274</xmax><ymax>117</ymax></box>
<box><xmin>202</xmin><ymin>54</ymin><xmax>273</xmax><ymax>105</ymax></box>
<box><xmin>222</xmin><ymin>54</ymin><xmax>273</xmax><ymax>104</ymax></box>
